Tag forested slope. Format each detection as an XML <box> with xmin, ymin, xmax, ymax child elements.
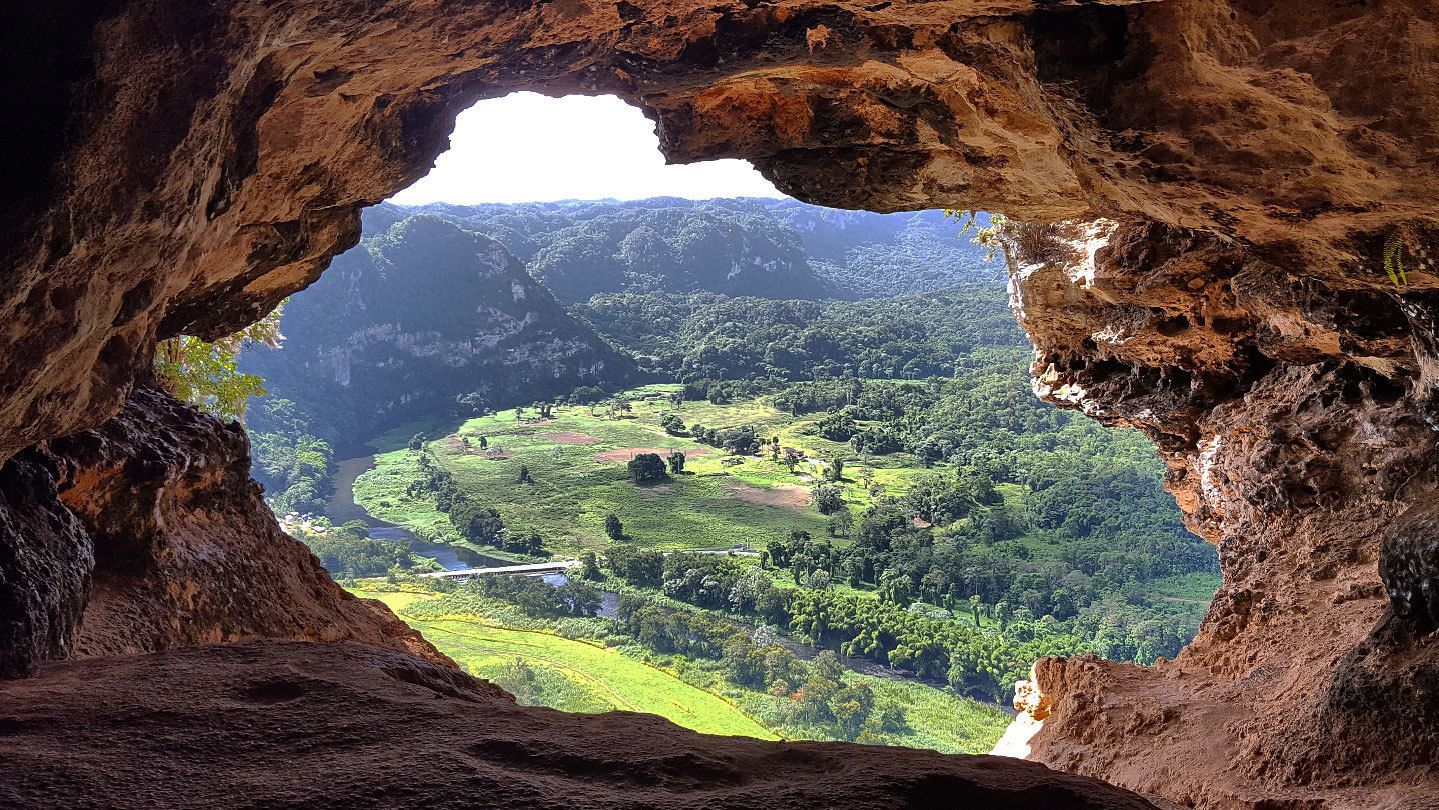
<box><xmin>241</xmin><ymin>212</ymin><xmax>641</xmax><ymax>512</ymax></box>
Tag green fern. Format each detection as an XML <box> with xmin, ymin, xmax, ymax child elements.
<box><xmin>1383</xmin><ymin>233</ymin><xmax>1408</xmax><ymax>286</ymax></box>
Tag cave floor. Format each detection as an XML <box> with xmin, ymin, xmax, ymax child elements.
<box><xmin>0</xmin><ymin>640</ymin><xmax>1155</xmax><ymax>809</ymax></box>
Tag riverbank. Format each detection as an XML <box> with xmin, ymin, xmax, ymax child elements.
<box><xmin>329</xmin><ymin>455</ymin><xmax>514</xmax><ymax>570</ymax></box>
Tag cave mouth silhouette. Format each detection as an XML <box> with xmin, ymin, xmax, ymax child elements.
<box><xmin>2</xmin><ymin>3</ymin><xmax>1436</xmax><ymax>807</ymax></box>
<box><xmin>270</xmin><ymin>89</ymin><xmax>1219</xmax><ymax>716</ymax></box>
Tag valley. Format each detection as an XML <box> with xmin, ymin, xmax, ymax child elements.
<box><xmin>250</xmin><ymin>196</ymin><xmax>1219</xmax><ymax>756</ymax></box>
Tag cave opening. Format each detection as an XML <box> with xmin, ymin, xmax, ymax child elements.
<box><xmin>3</xmin><ymin>3</ymin><xmax>1436</xmax><ymax>806</ymax></box>
<box><xmin>229</xmin><ymin>91</ymin><xmax>1219</xmax><ymax>754</ymax></box>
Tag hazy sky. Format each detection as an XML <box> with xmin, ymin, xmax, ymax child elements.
<box><xmin>389</xmin><ymin>93</ymin><xmax>784</xmax><ymax>205</ymax></box>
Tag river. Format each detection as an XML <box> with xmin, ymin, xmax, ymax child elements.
<box><xmin>328</xmin><ymin>456</ymin><xmax>509</xmax><ymax>570</ymax></box>
<box><xmin>330</xmin><ymin>456</ymin><xmax>935</xmax><ymax>686</ymax></box>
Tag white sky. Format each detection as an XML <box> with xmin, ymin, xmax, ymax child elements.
<box><xmin>389</xmin><ymin>92</ymin><xmax>785</xmax><ymax>205</ymax></box>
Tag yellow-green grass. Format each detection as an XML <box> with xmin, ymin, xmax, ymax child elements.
<box><xmin>352</xmin><ymin>384</ymin><xmax>962</xmax><ymax>556</ymax></box>
<box><xmin>1146</xmin><ymin>571</ymin><xmax>1222</xmax><ymax>604</ymax></box>
<box><xmin>354</xmin><ymin>589</ymin><xmax>778</xmax><ymax>739</ymax></box>
<box><xmin>861</xmin><ymin>677</ymin><xmax>1012</xmax><ymax>753</ymax></box>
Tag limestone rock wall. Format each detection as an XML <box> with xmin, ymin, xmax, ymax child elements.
<box><xmin>17</xmin><ymin>387</ymin><xmax>449</xmax><ymax>671</ymax></box>
<box><xmin>1004</xmin><ymin>221</ymin><xmax>1439</xmax><ymax>808</ymax></box>
<box><xmin>0</xmin><ymin>1</ymin><xmax>1437</xmax><ymax>807</ymax></box>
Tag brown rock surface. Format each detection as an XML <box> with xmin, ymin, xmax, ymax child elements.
<box><xmin>0</xmin><ymin>0</ymin><xmax>1437</xmax><ymax>807</ymax></box>
<box><xmin>1004</xmin><ymin>221</ymin><xmax>1439</xmax><ymax>808</ymax></box>
<box><xmin>4</xmin><ymin>1</ymin><xmax>1438</xmax><ymax>463</ymax></box>
<box><xmin>0</xmin><ymin>640</ymin><xmax>1157</xmax><ymax>809</ymax></box>
<box><xmin>39</xmin><ymin>386</ymin><xmax>449</xmax><ymax>669</ymax></box>
<box><xmin>0</xmin><ymin>452</ymin><xmax>92</xmax><ymax>677</ymax></box>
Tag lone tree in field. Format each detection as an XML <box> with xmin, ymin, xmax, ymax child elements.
<box><xmin>660</xmin><ymin>413</ymin><xmax>686</xmax><ymax>435</ymax></box>
<box><xmin>811</xmin><ymin>483</ymin><xmax>844</xmax><ymax>515</ymax></box>
<box><xmin>604</xmin><ymin>513</ymin><xmax>625</xmax><ymax>542</ymax></box>
<box><xmin>627</xmin><ymin>452</ymin><xmax>668</xmax><ymax>484</ymax></box>
<box><xmin>825</xmin><ymin>458</ymin><xmax>845</xmax><ymax>482</ymax></box>
<box><xmin>451</xmin><ymin>502</ymin><xmax>506</xmax><ymax>546</ymax></box>
<box><xmin>667</xmin><ymin>450</ymin><xmax>686</xmax><ymax>474</ymax></box>
<box><xmin>517</xmin><ymin>464</ymin><xmax>534</xmax><ymax>484</ymax></box>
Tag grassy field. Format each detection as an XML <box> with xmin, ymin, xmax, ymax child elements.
<box><xmin>356</xmin><ymin>588</ymin><xmax>779</xmax><ymax>739</ymax></box>
<box><xmin>350</xmin><ymin>383</ymin><xmax>1215</xmax><ymax>629</ymax></box>
<box><xmin>353</xmin><ymin>383</ymin><xmax>951</xmax><ymax>555</ymax></box>
<box><xmin>354</xmin><ymin>585</ymin><xmax>1011</xmax><ymax>752</ymax></box>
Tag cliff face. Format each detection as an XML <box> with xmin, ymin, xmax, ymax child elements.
<box><xmin>1</xmin><ymin>1</ymin><xmax>1437</xmax><ymax>808</ymax></box>
<box><xmin>44</xmin><ymin>386</ymin><xmax>452</xmax><ymax>668</ymax></box>
<box><xmin>1002</xmin><ymin>221</ymin><xmax>1439</xmax><ymax>807</ymax></box>
<box><xmin>241</xmin><ymin>210</ymin><xmax>639</xmax><ymax>445</ymax></box>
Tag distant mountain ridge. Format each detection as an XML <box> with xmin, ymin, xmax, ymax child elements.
<box><xmin>240</xmin><ymin>195</ymin><xmax>999</xmax><ymax>454</ymax></box>
<box><xmin>398</xmin><ymin>198</ymin><xmax>997</xmax><ymax>301</ymax></box>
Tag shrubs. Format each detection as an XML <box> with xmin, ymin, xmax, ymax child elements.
<box><xmin>811</xmin><ymin>483</ymin><xmax>844</xmax><ymax>515</ymax></box>
<box><xmin>298</xmin><ymin>520</ymin><xmax>413</xmax><ymax>578</ymax></box>
<box><xmin>450</xmin><ymin>501</ymin><xmax>505</xmax><ymax>546</ymax></box>
<box><xmin>666</xmin><ymin>450</ymin><xmax>686</xmax><ymax>474</ymax></box>
<box><xmin>466</xmin><ymin>573</ymin><xmax>601</xmax><ymax>618</ymax></box>
<box><xmin>716</xmin><ymin>426</ymin><xmax>759</xmax><ymax>455</ymax></box>
<box><xmin>606</xmin><ymin>545</ymin><xmax>663</xmax><ymax>587</ymax></box>
<box><xmin>813</xmin><ymin>409</ymin><xmax>858</xmax><ymax>442</ymax></box>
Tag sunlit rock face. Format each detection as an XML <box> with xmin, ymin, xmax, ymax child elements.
<box><xmin>0</xmin><ymin>1</ymin><xmax>1437</xmax><ymax>808</ymax></box>
<box><xmin>1007</xmin><ymin>221</ymin><xmax>1439</xmax><ymax>808</ymax></box>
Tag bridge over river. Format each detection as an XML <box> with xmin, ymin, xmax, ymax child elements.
<box><xmin>421</xmin><ymin>560</ymin><xmax>581</xmax><ymax>580</ymax></box>
<box><xmin>419</xmin><ymin>546</ymin><xmax>759</xmax><ymax>581</ymax></box>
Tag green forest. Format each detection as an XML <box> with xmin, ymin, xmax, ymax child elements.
<box><xmin>232</xmin><ymin>197</ymin><xmax>1219</xmax><ymax>751</ymax></box>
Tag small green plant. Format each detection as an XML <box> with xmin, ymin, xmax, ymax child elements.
<box><xmin>153</xmin><ymin>300</ymin><xmax>285</xmax><ymax>421</ymax></box>
<box><xmin>945</xmin><ymin>210</ymin><xmax>1010</xmax><ymax>260</ymax></box>
<box><xmin>1384</xmin><ymin>232</ymin><xmax>1408</xmax><ymax>287</ymax></box>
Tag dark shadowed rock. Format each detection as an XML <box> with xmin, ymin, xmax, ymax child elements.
<box><xmin>1380</xmin><ymin>501</ymin><xmax>1439</xmax><ymax>633</ymax></box>
<box><xmin>0</xmin><ymin>640</ymin><xmax>1158</xmax><ymax>810</ymax></box>
<box><xmin>0</xmin><ymin>452</ymin><xmax>91</xmax><ymax>677</ymax></box>
<box><xmin>43</xmin><ymin>387</ymin><xmax>449</xmax><ymax>668</ymax></box>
